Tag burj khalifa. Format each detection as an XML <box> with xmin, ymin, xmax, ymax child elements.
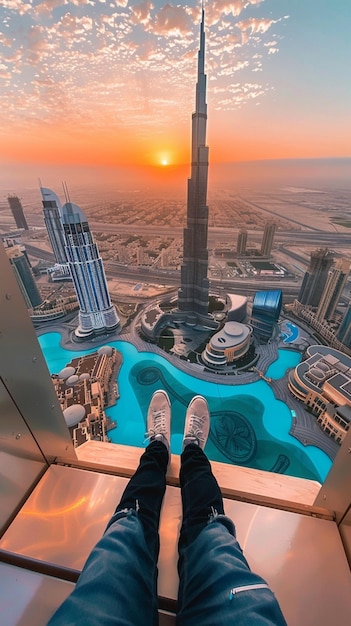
<box><xmin>178</xmin><ymin>6</ymin><xmax>210</xmax><ymax>322</ymax></box>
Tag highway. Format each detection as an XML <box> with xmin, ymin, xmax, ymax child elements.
<box><xmin>25</xmin><ymin>244</ymin><xmax>55</xmax><ymax>263</ymax></box>
<box><xmin>25</xmin><ymin>243</ymin><xmax>300</xmax><ymax>301</ymax></box>
<box><xmin>15</xmin><ymin>213</ymin><xmax>351</xmax><ymax>249</ymax></box>
<box><xmin>90</xmin><ymin>222</ymin><xmax>351</xmax><ymax>249</ymax></box>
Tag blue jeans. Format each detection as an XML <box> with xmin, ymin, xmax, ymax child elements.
<box><xmin>48</xmin><ymin>442</ymin><xmax>287</xmax><ymax>625</ymax></box>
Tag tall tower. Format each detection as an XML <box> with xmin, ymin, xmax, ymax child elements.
<box><xmin>61</xmin><ymin>199</ymin><xmax>120</xmax><ymax>339</ymax></box>
<box><xmin>261</xmin><ymin>221</ymin><xmax>276</xmax><ymax>257</ymax></box>
<box><xmin>298</xmin><ymin>248</ymin><xmax>334</xmax><ymax>308</ymax></box>
<box><xmin>237</xmin><ymin>230</ymin><xmax>248</xmax><ymax>256</ymax></box>
<box><xmin>337</xmin><ymin>304</ymin><xmax>351</xmax><ymax>349</ymax></box>
<box><xmin>5</xmin><ymin>244</ymin><xmax>42</xmax><ymax>308</ymax></box>
<box><xmin>315</xmin><ymin>259</ymin><xmax>350</xmax><ymax>321</ymax></box>
<box><xmin>178</xmin><ymin>6</ymin><xmax>210</xmax><ymax>320</ymax></box>
<box><xmin>40</xmin><ymin>188</ymin><xmax>68</xmax><ymax>266</ymax></box>
<box><xmin>7</xmin><ymin>195</ymin><xmax>29</xmax><ymax>230</ymax></box>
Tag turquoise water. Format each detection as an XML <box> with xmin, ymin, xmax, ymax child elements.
<box><xmin>280</xmin><ymin>321</ymin><xmax>299</xmax><ymax>344</ymax></box>
<box><xmin>38</xmin><ymin>334</ymin><xmax>332</xmax><ymax>483</ymax></box>
<box><xmin>266</xmin><ymin>349</ymin><xmax>301</xmax><ymax>378</ymax></box>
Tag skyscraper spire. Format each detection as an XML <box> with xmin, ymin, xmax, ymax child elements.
<box><xmin>178</xmin><ymin>5</ymin><xmax>210</xmax><ymax>320</ymax></box>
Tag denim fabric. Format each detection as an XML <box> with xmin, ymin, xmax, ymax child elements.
<box><xmin>48</xmin><ymin>441</ymin><xmax>167</xmax><ymax>626</ymax></box>
<box><xmin>113</xmin><ymin>440</ymin><xmax>168</xmax><ymax>562</ymax></box>
<box><xmin>179</xmin><ymin>444</ymin><xmax>225</xmax><ymax>549</ymax></box>
<box><xmin>48</xmin><ymin>509</ymin><xmax>287</xmax><ymax>626</ymax></box>
<box><xmin>47</xmin><ymin>443</ymin><xmax>287</xmax><ymax>626</ymax></box>
<box><xmin>177</xmin><ymin>514</ymin><xmax>287</xmax><ymax>626</ymax></box>
<box><xmin>47</xmin><ymin>509</ymin><xmax>159</xmax><ymax>626</ymax></box>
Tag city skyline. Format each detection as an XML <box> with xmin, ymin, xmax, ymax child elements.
<box><xmin>1</xmin><ymin>1</ymin><xmax>350</xmax><ymax>190</ymax></box>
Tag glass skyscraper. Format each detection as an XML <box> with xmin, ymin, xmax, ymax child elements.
<box><xmin>61</xmin><ymin>200</ymin><xmax>120</xmax><ymax>338</ymax></box>
<box><xmin>298</xmin><ymin>248</ymin><xmax>334</xmax><ymax>308</ymax></box>
<box><xmin>5</xmin><ymin>243</ymin><xmax>42</xmax><ymax>309</ymax></box>
<box><xmin>7</xmin><ymin>195</ymin><xmax>29</xmax><ymax>231</ymax></box>
<box><xmin>261</xmin><ymin>221</ymin><xmax>276</xmax><ymax>257</ymax></box>
<box><xmin>41</xmin><ymin>188</ymin><xmax>68</xmax><ymax>266</ymax></box>
<box><xmin>316</xmin><ymin>259</ymin><xmax>350</xmax><ymax>321</ymax></box>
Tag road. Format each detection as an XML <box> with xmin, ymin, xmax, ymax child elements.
<box><xmin>88</xmin><ymin>222</ymin><xmax>351</xmax><ymax>249</ymax></box>
<box><xmin>15</xmin><ymin>214</ymin><xmax>351</xmax><ymax>249</ymax></box>
<box><xmin>25</xmin><ymin>243</ymin><xmax>301</xmax><ymax>300</ymax></box>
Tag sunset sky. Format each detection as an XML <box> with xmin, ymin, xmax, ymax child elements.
<box><xmin>0</xmin><ymin>0</ymin><xmax>350</xmax><ymax>189</ymax></box>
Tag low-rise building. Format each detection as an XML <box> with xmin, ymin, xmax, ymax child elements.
<box><xmin>288</xmin><ymin>345</ymin><xmax>351</xmax><ymax>444</ymax></box>
<box><xmin>31</xmin><ymin>296</ymin><xmax>78</xmax><ymax>324</ymax></box>
<box><xmin>202</xmin><ymin>321</ymin><xmax>253</xmax><ymax>367</ymax></box>
<box><xmin>226</xmin><ymin>294</ymin><xmax>248</xmax><ymax>322</ymax></box>
<box><xmin>52</xmin><ymin>346</ymin><xmax>122</xmax><ymax>447</ymax></box>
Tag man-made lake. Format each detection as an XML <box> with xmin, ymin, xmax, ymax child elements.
<box><xmin>39</xmin><ymin>333</ymin><xmax>332</xmax><ymax>482</ymax></box>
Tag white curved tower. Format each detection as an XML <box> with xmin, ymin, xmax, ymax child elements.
<box><xmin>61</xmin><ymin>200</ymin><xmax>120</xmax><ymax>338</ymax></box>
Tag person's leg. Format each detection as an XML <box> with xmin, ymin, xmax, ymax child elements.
<box><xmin>47</xmin><ymin>390</ymin><xmax>171</xmax><ymax>626</ymax></box>
<box><xmin>115</xmin><ymin>438</ymin><xmax>168</xmax><ymax>560</ymax></box>
<box><xmin>179</xmin><ymin>396</ymin><xmax>224</xmax><ymax>549</ymax></box>
<box><xmin>177</xmin><ymin>396</ymin><xmax>287</xmax><ymax>626</ymax></box>
<box><xmin>179</xmin><ymin>442</ymin><xmax>224</xmax><ymax>549</ymax></box>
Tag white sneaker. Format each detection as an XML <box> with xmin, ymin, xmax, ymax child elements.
<box><xmin>183</xmin><ymin>395</ymin><xmax>210</xmax><ymax>451</ymax></box>
<box><xmin>146</xmin><ymin>390</ymin><xmax>171</xmax><ymax>453</ymax></box>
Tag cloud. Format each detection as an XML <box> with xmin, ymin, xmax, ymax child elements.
<box><xmin>25</xmin><ymin>24</ymin><xmax>53</xmax><ymax>64</ymax></box>
<box><xmin>2</xmin><ymin>0</ymin><xmax>32</xmax><ymax>15</ymax></box>
<box><xmin>216</xmin><ymin>80</ymin><xmax>267</xmax><ymax>108</ymax></box>
<box><xmin>206</xmin><ymin>1</ymin><xmax>264</xmax><ymax>26</ymax></box>
<box><xmin>151</xmin><ymin>4</ymin><xmax>192</xmax><ymax>37</ymax></box>
<box><xmin>130</xmin><ymin>1</ymin><xmax>154</xmax><ymax>26</ymax></box>
<box><xmin>0</xmin><ymin>33</ymin><xmax>13</xmax><ymax>47</ymax></box>
<box><xmin>34</xmin><ymin>1</ymin><xmax>67</xmax><ymax>14</ymax></box>
<box><xmin>235</xmin><ymin>16</ymin><xmax>287</xmax><ymax>45</ymax></box>
<box><xmin>237</xmin><ymin>17</ymin><xmax>279</xmax><ymax>35</ymax></box>
<box><xmin>0</xmin><ymin>0</ymin><xmax>289</xmax><ymax>149</ymax></box>
<box><xmin>69</xmin><ymin>0</ymin><xmax>96</xmax><ymax>6</ymax></box>
<box><xmin>52</xmin><ymin>12</ymin><xmax>95</xmax><ymax>41</ymax></box>
<box><xmin>0</xmin><ymin>63</ymin><xmax>12</xmax><ymax>79</ymax></box>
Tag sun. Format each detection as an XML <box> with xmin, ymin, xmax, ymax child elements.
<box><xmin>161</xmin><ymin>159</ymin><xmax>168</xmax><ymax>166</ymax></box>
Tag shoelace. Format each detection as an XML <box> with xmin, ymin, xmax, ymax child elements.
<box><xmin>146</xmin><ymin>408</ymin><xmax>167</xmax><ymax>439</ymax></box>
<box><xmin>186</xmin><ymin>414</ymin><xmax>206</xmax><ymax>443</ymax></box>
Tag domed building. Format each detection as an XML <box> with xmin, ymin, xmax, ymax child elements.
<box><xmin>202</xmin><ymin>321</ymin><xmax>253</xmax><ymax>367</ymax></box>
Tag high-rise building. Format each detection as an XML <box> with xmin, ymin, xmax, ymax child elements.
<box><xmin>40</xmin><ymin>188</ymin><xmax>68</xmax><ymax>266</ymax></box>
<box><xmin>178</xmin><ymin>7</ymin><xmax>210</xmax><ymax>320</ymax></box>
<box><xmin>250</xmin><ymin>289</ymin><xmax>282</xmax><ymax>341</ymax></box>
<box><xmin>5</xmin><ymin>244</ymin><xmax>42</xmax><ymax>308</ymax></box>
<box><xmin>7</xmin><ymin>195</ymin><xmax>29</xmax><ymax>230</ymax></box>
<box><xmin>315</xmin><ymin>259</ymin><xmax>350</xmax><ymax>322</ymax></box>
<box><xmin>298</xmin><ymin>248</ymin><xmax>334</xmax><ymax>308</ymax></box>
<box><xmin>260</xmin><ymin>221</ymin><xmax>276</xmax><ymax>257</ymax></box>
<box><xmin>61</xmin><ymin>199</ymin><xmax>120</xmax><ymax>339</ymax></box>
<box><xmin>337</xmin><ymin>304</ymin><xmax>351</xmax><ymax>349</ymax></box>
<box><xmin>237</xmin><ymin>230</ymin><xmax>248</xmax><ymax>256</ymax></box>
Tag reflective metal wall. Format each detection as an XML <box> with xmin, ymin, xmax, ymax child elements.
<box><xmin>0</xmin><ymin>241</ymin><xmax>75</xmax><ymax>533</ymax></box>
<box><xmin>314</xmin><ymin>426</ymin><xmax>351</xmax><ymax>562</ymax></box>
